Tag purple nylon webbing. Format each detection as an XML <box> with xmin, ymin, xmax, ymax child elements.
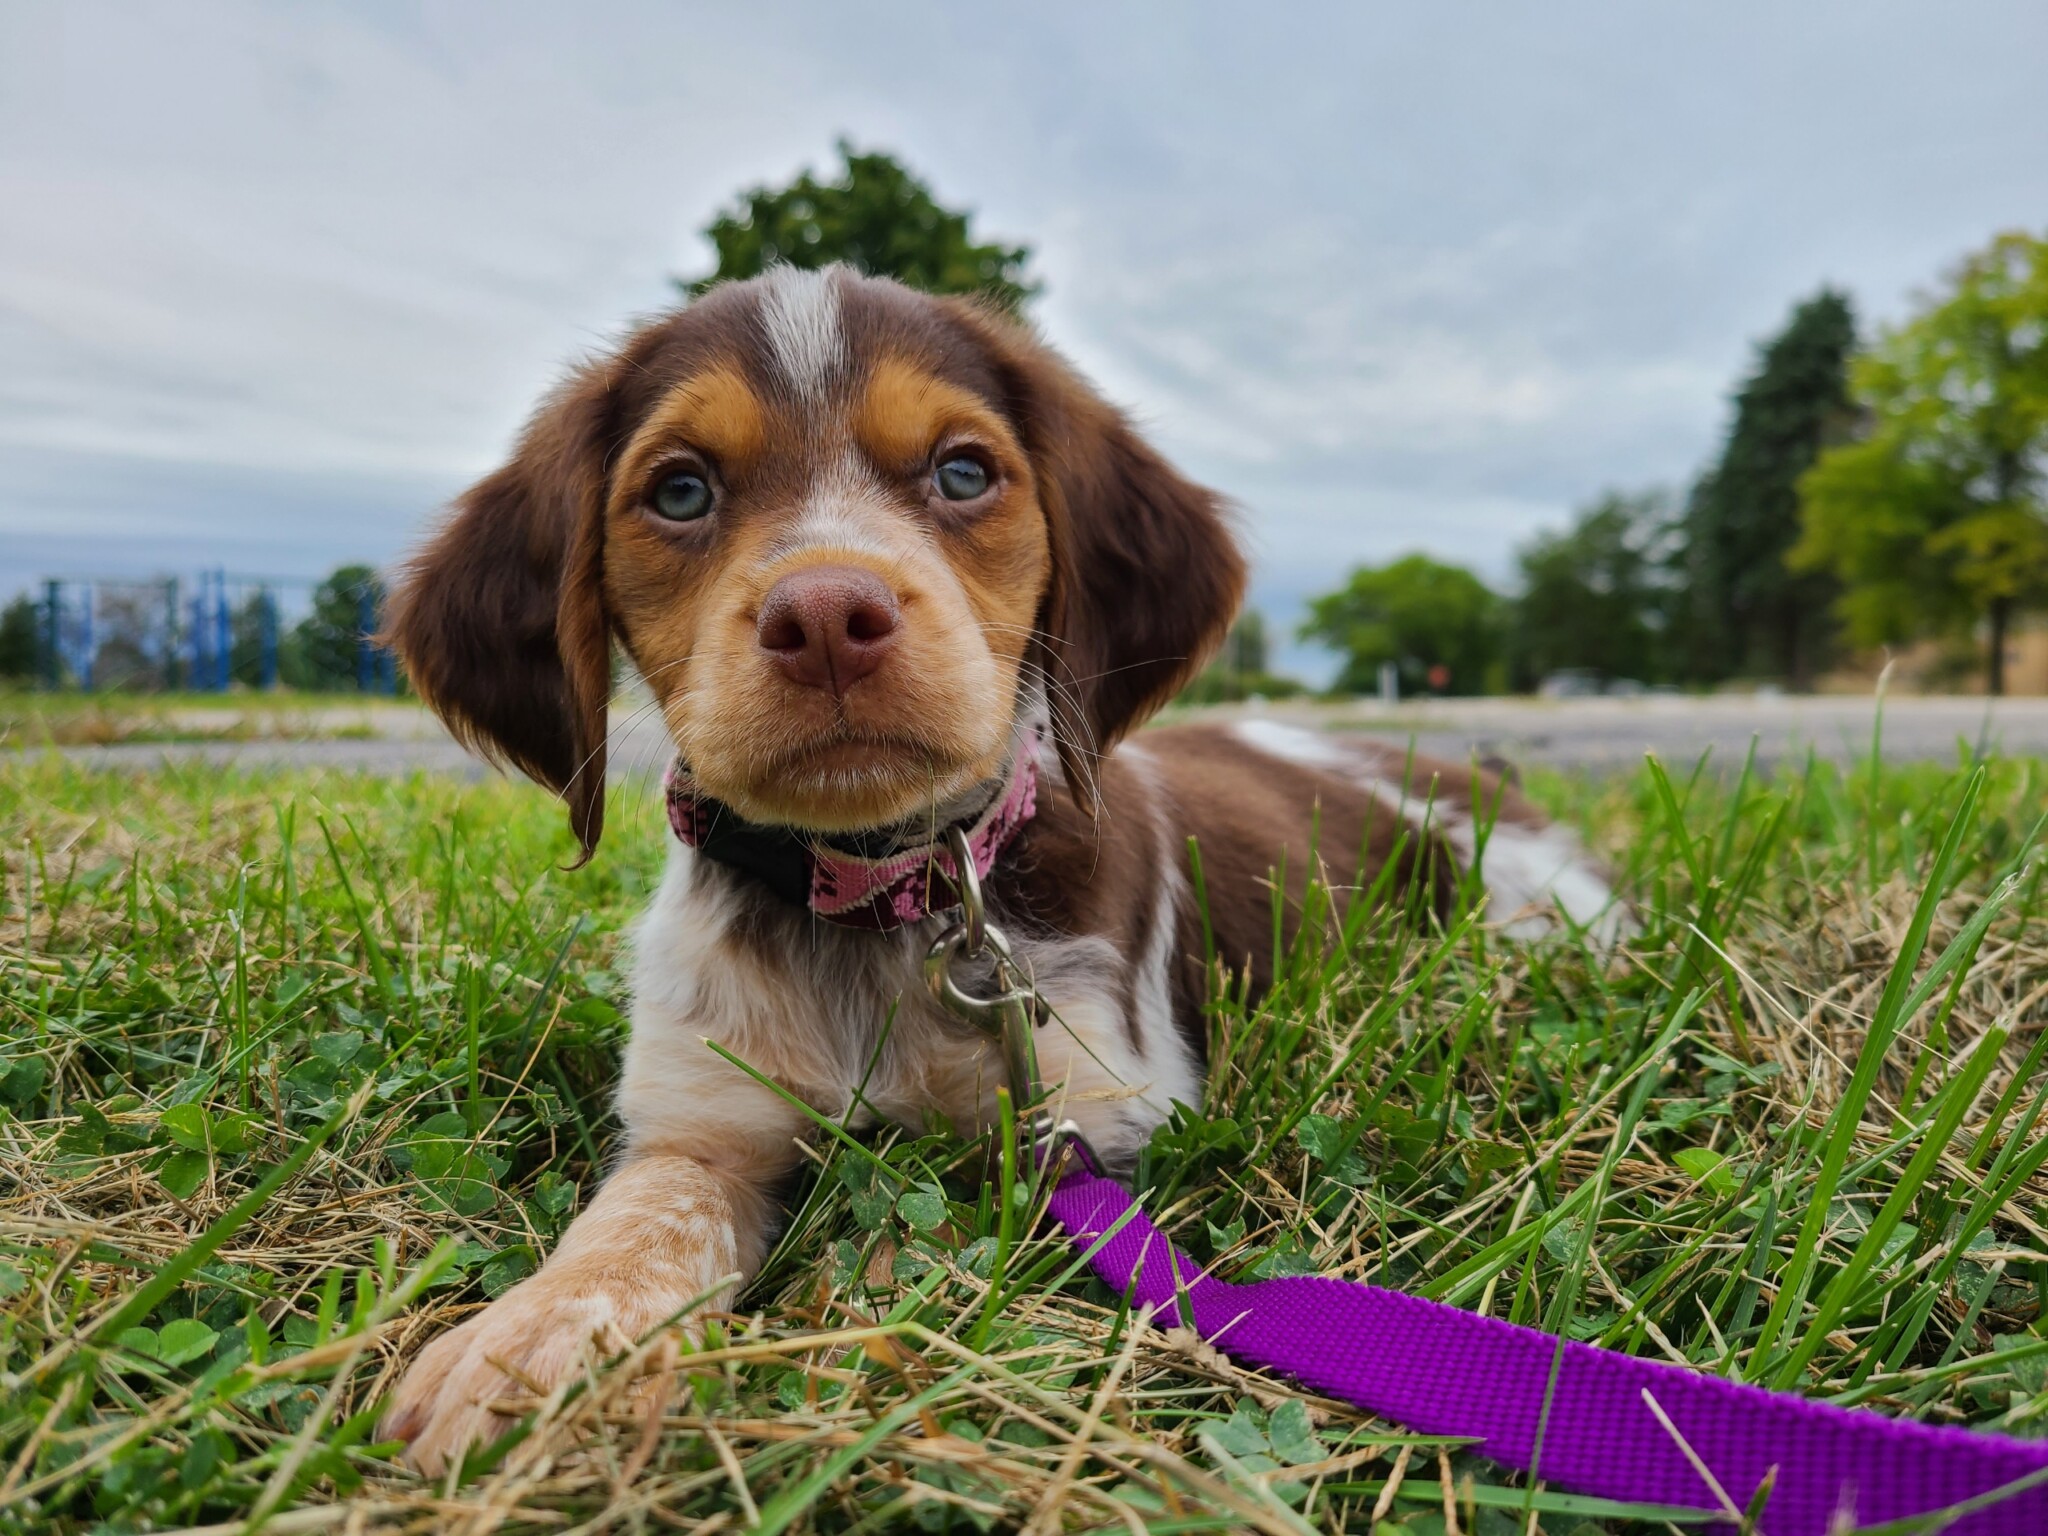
<box><xmin>1044</xmin><ymin>1167</ymin><xmax>2048</xmax><ymax>1535</ymax></box>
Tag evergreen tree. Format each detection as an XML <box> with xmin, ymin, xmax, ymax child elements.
<box><xmin>284</xmin><ymin>566</ymin><xmax>384</xmax><ymax>691</ymax></box>
<box><xmin>0</xmin><ymin>593</ymin><xmax>40</xmax><ymax>682</ymax></box>
<box><xmin>1686</xmin><ymin>289</ymin><xmax>1856</xmax><ymax>685</ymax></box>
<box><xmin>230</xmin><ymin>591</ymin><xmax>280</xmax><ymax>688</ymax></box>
<box><xmin>681</xmin><ymin>141</ymin><xmax>1037</xmax><ymax>312</ymax></box>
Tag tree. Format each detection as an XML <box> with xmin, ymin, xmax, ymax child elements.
<box><xmin>1793</xmin><ymin>231</ymin><xmax>2048</xmax><ymax>694</ymax></box>
<box><xmin>1685</xmin><ymin>289</ymin><xmax>1857</xmax><ymax>685</ymax></box>
<box><xmin>681</xmin><ymin>141</ymin><xmax>1037</xmax><ymax>312</ymax></box>
<box><xmin>1181</xmin><ymin>610</ymin><xmax>1305</xmax><ymax>703</ymax></box>
<box><xmin>284</xmin><ymin>566</ymin><xmax>384</xmax><ymax>692</ymax></box>
<box><xmin>1300</xmin><ymin>555</ymin><xmax>1502</xmax><ymax>696</ymax></box>
<box><xmin>89</xmin><ymin>586</ymin><xmax>171</xmax><ymax>691</ymax></box>
<box><xmin>230</xmin><ymin>591</ymin><xmax>283</xmax><ymax>688</ymax></box>
<box><xmin>0</xmin><ymin>593</ymin><xmax>38</xmax><ymax>683</ymax></box>
<box><xmin>1510</xmin><ymin>491</ymin><xmax>1681</xmax><ymax>688</ymax></box>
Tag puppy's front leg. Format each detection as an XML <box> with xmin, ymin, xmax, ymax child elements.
<box><xmin>382</xmin><ymin>1148</ymin><xmax>783</xmax><ymax>1475</ymax></box>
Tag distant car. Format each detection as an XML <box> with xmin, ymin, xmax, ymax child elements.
<box><xmin>1604</xmin><ymin>677</ymin><xmax>1648</xmax><ymax>698</ymax></box>
<box><xmin>1538</xmin><ymin>669</ymin><xmax>1602</xmax><ymax>698</ymax></box>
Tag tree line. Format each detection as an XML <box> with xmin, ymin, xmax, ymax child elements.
<box><xmin>1303</xmin><ymin>232</ymin><xmax>2048</xmax><ymax>697</ymax></box>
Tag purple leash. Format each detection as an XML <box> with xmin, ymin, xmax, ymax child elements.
<box><xmin>919</xmin><ymin>836</ymin><xmax>2048</xmax><ymax>1534</ymax></box>
<box><xmin>1042</xmin><ymin>1163</ymin><xmax>2048</xmax><ymax>1535</ymax></box>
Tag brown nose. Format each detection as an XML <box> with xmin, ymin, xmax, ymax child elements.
<box><xmin>756</xmin><ymin>565</ymin><xmax>902</xmax><ymax>696</ymax></box>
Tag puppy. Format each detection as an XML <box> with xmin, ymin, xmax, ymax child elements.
<box><xmin>380</xmin><ymin>266</ymin><xmax>1625</xmax><ymax>1471</ymax></box>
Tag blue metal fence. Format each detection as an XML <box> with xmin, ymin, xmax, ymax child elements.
<box><xmin>29</xmin><ymin>570</ymin><xmax>396</xmax><ymax>694</ymax></box>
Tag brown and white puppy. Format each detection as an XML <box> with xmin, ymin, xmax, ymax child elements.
<box><xmin>380</xmin><ymin>266</ymin><xmax>1626</xmax><ymax>1471</ymax></box>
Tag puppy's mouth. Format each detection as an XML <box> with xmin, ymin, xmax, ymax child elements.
<box><xmin>766</xmin><ymin>730</ymin><xmax>955</xmax><ymax>781</ymax></box>
<box><xmin>688</xmin><ymin>724</ymin><xmax>1002</xmax><ymax>834</ymax></box>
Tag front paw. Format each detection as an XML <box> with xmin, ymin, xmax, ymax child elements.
<box><xmin>380</xmin><ymin>1275</ymin><xmax>676</xmax><ymax>1476</ymax></box>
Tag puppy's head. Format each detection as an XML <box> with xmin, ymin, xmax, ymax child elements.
<box><xmin>391</xmin><ymin>267</ymin><xmax>1245</xmax><ymax>858</ymax></box>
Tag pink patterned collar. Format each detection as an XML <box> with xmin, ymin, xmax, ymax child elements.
<box><xmin>663</xmin><ymin>732</ymin><xmax>1041</xmax><ymax>931</ymax></box>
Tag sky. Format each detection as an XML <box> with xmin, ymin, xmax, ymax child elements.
<box><xmin>4</xmin><ymin>1</ymin><xmax>2045</xmax><ymax>681</ymax></box>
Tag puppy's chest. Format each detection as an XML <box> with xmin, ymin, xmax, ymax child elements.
<box><xmin>627</xmin><ymin>848</ymin><xmax>1133</xmax><ymax>1135</ymax></box>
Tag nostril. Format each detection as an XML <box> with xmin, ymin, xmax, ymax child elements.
<box><xmin>844</xmin><ymin>600</ymin><xmax>898</xmax><ymax>645</ymax></box>
<box><xmin>758</xmin><ymin>610</ymin><xmax>808</xmax><ymax>652</ymax></box>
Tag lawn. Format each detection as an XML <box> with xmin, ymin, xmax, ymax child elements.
<box><xmin>2</xmin><ymin>740</ymin><xmax>2046</xmax><ymax>1534</ymax></box>
<box><xmin>0</xmin><ymin>691</ymin><xmax>426</xmax><ymax>749</ymax></box>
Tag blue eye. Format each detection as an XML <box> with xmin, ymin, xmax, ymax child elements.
<box><xmin>652</xmin><ymin>470</ymin><xmax>712</xmax><ymax>522</ymax></box>
<box><xmin>935</xmin><ymin>456</ymin><xmax>990</xmax><ymax>502</ymax></box>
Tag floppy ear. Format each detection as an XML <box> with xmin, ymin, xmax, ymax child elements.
<box><xmin>959</xmin><ymin>307</ymin><xmax>1246</xmax><ymax>808</ymax></box>
<box><xmin>388</xmin><ymin>362</ymin><xmax>618</xmax><ymax>860</ymax></box>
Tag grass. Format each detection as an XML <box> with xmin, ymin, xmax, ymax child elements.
<box><xmin>0</xmin><ymin>692</ymin><xmax>423</xmax><ymax>748</ymax></box>
<box><xmin>2</xmin><ymin>738</ymin><xmax>2047</xmax><ymax>1533</ymax></box>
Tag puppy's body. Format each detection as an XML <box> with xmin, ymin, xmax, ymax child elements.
<box><xmin>381</xmin><ymin>268</ymin><xmax>1625</xmax><ymax>1470</ymax></box>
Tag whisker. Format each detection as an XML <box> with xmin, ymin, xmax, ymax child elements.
<box><xmin>559</xmin><ymin>651</ymin><xmax>700</xmax><ymax>797</ymax></box>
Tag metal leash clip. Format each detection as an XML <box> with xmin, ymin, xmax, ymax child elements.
<box><xmin>924</xmin><ymin>827</ymin><xmax>1094</xmax><ymax>1176</ymax></box>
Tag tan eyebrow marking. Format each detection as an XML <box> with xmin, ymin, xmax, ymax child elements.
<box><xmin>614</xmin><ymin>365</ymin><xmax>768</xmax><ymax>496</ymax></box>
<box><xmin>855</xmin><ymin>354</ymin><xmax>1019</xmax><ymax>471</ymax></box>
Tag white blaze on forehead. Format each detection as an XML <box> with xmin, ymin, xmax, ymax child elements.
<box><xmin>757</xmin><ymin>266</ymin><xmax>845</xmax><ymax>402</ymax></box>
<box><xmin>765</xmin><ymin>452</ymin><xmax>899</xmax><ymax>562</ymax></box>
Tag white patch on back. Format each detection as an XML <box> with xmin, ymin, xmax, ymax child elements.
<box><xmin>1232</xmin><ymin>718</ymin><xmax>1354</xmax><ymax>772</ymax></box>
<box><xmin>758</xmin><ymin>266</ymin><xmax>844</xmax><ymax>402</ymax></box>
<box><xmin>1234</xmin><ymin>717</ymin><xmax>1418</xmax><ymax>826</ymax></box>
<box><xmin>1232</xmin><ymin>717</ymin><xmax>1634</xmax><ymax>951</ymax></box>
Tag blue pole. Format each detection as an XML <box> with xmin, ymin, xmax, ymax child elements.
<box><xmin>164</xmin><ymin>577</ymin><xmax>180</xmax><ymax>690</ymax></box>
<box><xmin>260</xmin><ymin>587</ymin><xmax>279</xmax><ymax>689</ymax></box>
<box><xmin>40</xmin><ymin>580</ymin><xmax>60</xmax><ymax>690</ymax></box>
<box><xmin>194</xmin><ymin>570</ymin><xmax>208</xmax><ymax>690</ymax></box>
<box><xmin>193</xmin><ymin>572</ymin><xmax>209</xmax><ymax>691</ymax></box>
<box><xmin>213</xmin><ymin>569</ymin><xmax>230</xmax><ymax>691</ymax></box>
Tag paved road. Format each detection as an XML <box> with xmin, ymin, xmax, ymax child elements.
<box><xmin>20</xmin><ymin>694</ymin><xmax>2048</xmax><ymax>779</ymax></box>
<box><xmin>1279</xmin><ymin>694</ymin><xmax>2048</xmax><ymax>773</ymax></box>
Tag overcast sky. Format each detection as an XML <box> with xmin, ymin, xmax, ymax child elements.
<box><xmin>4</xmin><ymin>1</ymin><xmax>2044</xmax><ymax>679</ymax></box>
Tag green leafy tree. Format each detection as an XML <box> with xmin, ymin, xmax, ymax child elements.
<box><xmin>681</xmin><ymin>141</ymin><xmax>1037</xmax><ymax>311</ymax></box>
<box><xmin>1685</xmin><ymin>289</ymin><xmax>1857</xmax><ymax>685</ymax></box>
<box><xmin>1510</xmin><ymin>491</ymin><xmax>1681</xmax><ymax>689</ymax></box>
<box><xmin>1301</xmin><ymin>555</ymin><xmax>1502</xmax><ymax>696</ymax></box>
<box><xmin>0</xmin><ymin>593</ymin><xmax>38</xmax><ymax>682</ymax></box>
<box><xmin>283</xmin><ymin>566</ymin><xmax>384</xmax><ymax>692</ymax></box>
<box><xmin>1793</xmin><ymin>230</ymin><xmax>2048</xmax><ymax>694</ymax></box>
<box><xmin>89</xmin><ymin>586</ymin><xmax>170</xmax><ymax>691</ymax></box>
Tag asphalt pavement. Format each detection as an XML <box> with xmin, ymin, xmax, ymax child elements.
<box><xmin>21</xmin><ymin>693</ymin><xmax>2048</xmax><ymax>781</ymax></box>
<box><xmin>1288</xmin><ymin>693</ymin><xmax>2048</xmax><ymax>772</ymax></box>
